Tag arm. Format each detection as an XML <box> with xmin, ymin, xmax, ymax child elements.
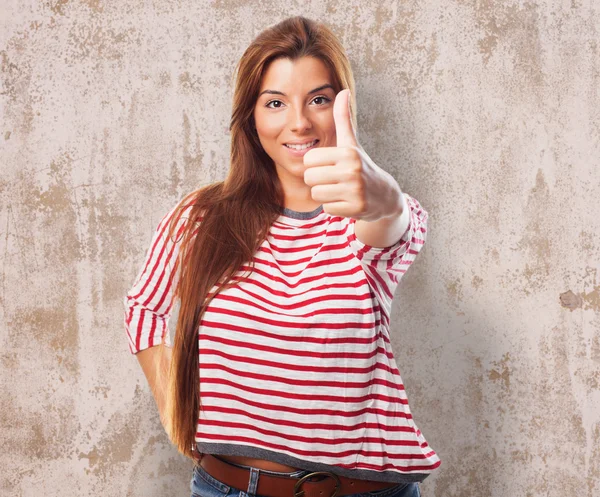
<box><xmin>124</xmin><ymin>200</ymin><xmax>191</xmax><ymax>430</ymax></box>
<box><xmin>345</xmin><ymin>191</ymin><xmax>429</xmax><ymax>316</ymax></box>
<box><xmin>136</xmin><ymin>344</ymin><xmax>172</xmax><ymax>430</ymax></box>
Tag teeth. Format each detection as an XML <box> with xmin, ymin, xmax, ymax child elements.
<box><xmin>285</xmin><ymin>140</ymin><xmax>317</xmax><ymax>150</ymax></box>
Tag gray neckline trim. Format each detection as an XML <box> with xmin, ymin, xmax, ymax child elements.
<box><xmin>281</xmin><ymin>204</ymin><xmax>324</xmax><ymax>219</ymax></box>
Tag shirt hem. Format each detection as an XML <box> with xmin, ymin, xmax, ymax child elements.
<box><xmin>195</xmin><ymin>441</ymin><xmax>435</xmax><ymax>484</ymax></box>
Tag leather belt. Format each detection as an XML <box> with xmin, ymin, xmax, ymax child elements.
<box><xmin>195</xmin><ymin>453</ymin><xmax>399</xmax><ymax>497</ymax></box>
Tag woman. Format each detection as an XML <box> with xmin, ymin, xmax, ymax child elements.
<box><xmin>124</xmin><ymin>15</ymin><xmax>440</xmax><ymax>497</ymax></box>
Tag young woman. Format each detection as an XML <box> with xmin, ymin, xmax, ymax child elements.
<box><xmin>124</xmin><ymin>15</ymin><xmax>440</xmax><ymax>497</ymax></box>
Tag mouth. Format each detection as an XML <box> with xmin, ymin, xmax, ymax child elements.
<box><xmin>283</xmin><ymin>139</ymin><xmax>320</xmax><ymax>155</ymax></box>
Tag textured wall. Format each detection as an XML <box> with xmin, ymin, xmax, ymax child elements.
<box><xmin>1</xmin><ymin>1</ymin><xmax>599</xmax><ymax>496</ymax></box>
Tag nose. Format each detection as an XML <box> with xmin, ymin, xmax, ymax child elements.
<box><xmin>288</xmin><ymin>103</ymin><xmax>313</xmax><ymax>132</ymax></box>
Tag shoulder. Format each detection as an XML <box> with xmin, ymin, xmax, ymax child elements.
<box><xmin>161</xmin><ymin>191</ymin><xmax>206</xmax><ymax>226</ymax></box>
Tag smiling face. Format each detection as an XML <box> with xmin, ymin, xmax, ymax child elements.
<box><xmin>253</xmin><ymin>56</ymin><xmax>337</xmax><ymax>209</ymax></box>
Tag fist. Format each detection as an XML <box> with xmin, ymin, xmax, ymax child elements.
<box><xmin>303</xmin><ymin>89</ymin><xmax>401</xmax><ymax>222</ymax></box>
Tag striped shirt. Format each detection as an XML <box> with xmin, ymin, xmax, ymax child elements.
<box><xmin>124</xmin><ymin>191</ymin><xmax>441</xmax><ymax>483</ymax></box>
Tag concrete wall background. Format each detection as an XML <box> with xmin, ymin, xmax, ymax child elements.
<box><xmin>1</xmin><ymin>1</ymin><xmax>599</xmax><ymax>496</ymax></box>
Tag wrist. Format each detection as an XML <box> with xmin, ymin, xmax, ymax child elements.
<box><xmin>382</xmin><ymin>184</ymin><xmax>405</xmax><ymax>220</ymax></box>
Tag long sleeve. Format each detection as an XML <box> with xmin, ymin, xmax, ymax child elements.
<box><xmin>345</xmin><ymin>191</ymin><xmax>429</xmax><ymax>318</ymax></box>
<box><xmin>123</xmin><ymin>201</ymin><xmax>190</xmax><ymax>354</ymax></box>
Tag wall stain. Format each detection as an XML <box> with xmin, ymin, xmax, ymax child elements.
<box><xmin>1</xmin><ymin>392</ymin><xmax>78</xmax><ymax>466</ymax></box>
<box><xmin>472</xmin><ymin>0</ymin><xmax>544</xmax><ymax>91</ymax></box>
<box><xmin>182</xmin><ymin>110</ymin><xmax>205</xmax><ymax>181</ymax></box>
<box><xmin>65</xmin><ymin>23</ymin><xmax>141</xmax><ymax>62</ymax></box>
<box><xmin>471</xmin><ymin>274</ymin><xmax>484</xmax><ymax>289</ymax></box>
<box><xmin>488</xmin><ymin>352</ymin><xmax>511</xmax><ymax>390</ymax></box>
<box><xmin>560</xmin><ymin>267</ymin><xmax>600</xmax><ymax>312</ymax></box>
<box><xmin>445</xmin><ymin>276</ymin><xmax>464</xmax><ymax>308</ymax></box>
<box><xmin>9</xmin><ymin>306</ymin><xmax>79</xmax><ymax>374</ymax></box>
<box><xmin>538</xmin><ymin>324</ymin><xmax>588</xmax><ymax>450</ymax></box>
<box><xmin>510</xmin><ymin>168</ymin><xmax>553</xmax><ymax>295</ymax></box>
<box><xmin>581</xmin><ymin>285</ymin><xmax>600</xmax><ymax>312</ymax></box>
<box><xmin>78</xmin><ymin>410</ymin><xmax>140</xmax><ymax>479</ymax></box>
<box><xmin>560</xmin><ymin>290</ymin><xmax>583</xmax><ymax>310</ymax></box>
<box><xmin>366</xmin><ymin>3</ymin><xmax>437</xmax><ymax>95</ymax></box>
<box><xmin>592</xmin><ymin>314</ymin><xmax>600</xmax><ymax>363</ymax></box>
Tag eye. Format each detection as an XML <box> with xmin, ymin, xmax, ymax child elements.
<box><xmin>312</xmin><ymin>96</ymin><xmax>331</xmax><ymax>105</ymax></box>
<box><xmin>265</xmin><ymin>99</ymin><xmax>283</xmax><ymax>109</ymax></box>
<box><xmin>265</xmin><ymin>95</ymin><xmax>331</xmax><ymax>109</ymax></box>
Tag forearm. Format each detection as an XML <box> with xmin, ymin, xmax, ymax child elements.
<box><xmin>136</xmin><ymin>344</ymin><xmax>172</xmax><ymax>429</ymax></box>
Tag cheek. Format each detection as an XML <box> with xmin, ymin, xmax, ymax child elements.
<box><xmin>256</xmin><ymin>123</ymin><xmax>279</xmax><ymax>142</ymax></box>
<box><xmin>321</xmin><ymin>125</ymin><xmax>336</xmax><ymax>147</ymax></box>
<box><xmin>255</xmin><ymin>113</ymin><xmax>284</xmax><ymax>142</ymax></box>
<box><xmin>318</xmin><ymin>116</ymin><xmax>337</xmax><ymax>145</ymax></box>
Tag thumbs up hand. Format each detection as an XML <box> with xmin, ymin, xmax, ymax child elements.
<box><xmin>303</xmin><ymin>89</ymin><xmax>403</xmax><ymax>222</ymax></box>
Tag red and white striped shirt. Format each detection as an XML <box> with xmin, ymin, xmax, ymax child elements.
<box><xmin>124</xmin><ymin>192</ymin><xmax>441</xmax><ymax>483</ymax></box>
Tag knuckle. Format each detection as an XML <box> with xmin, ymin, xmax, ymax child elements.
<box><xmin>353</xmin><ymin>182</ymin><xmax>365</xmax><ymax>197</ymax></box>
<box><xmin>344</xmin><ymin>147</ymin><xmax>359</xmax><ymax>161</ymax></box>
<box><xmin>351</xmin><ymin>166</ymin><xmax>363</xmax><ymax>178</ymax></box>
<box><xmin>347</xmin><ymin>167</ymin><xmax>363</xmax><ymax>182</ymax></box>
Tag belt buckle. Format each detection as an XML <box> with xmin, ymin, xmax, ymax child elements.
<box><xmin>293</xmin><ymin>471</ymin><xmax>341</xmax><ymax>497</ymax></box>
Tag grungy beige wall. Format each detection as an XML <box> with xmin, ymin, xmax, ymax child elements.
<box><xmin>1</xmin><ymin>1</ymin><xmax>599</xmax><ymax>496</ymax></box>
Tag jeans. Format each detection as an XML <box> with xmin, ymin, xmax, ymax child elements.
<box><xmin>190</xmin><ymin>460</ymin><xmax>421</xmax><ymax>497</ymax></box>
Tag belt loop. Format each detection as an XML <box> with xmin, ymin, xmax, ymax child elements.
<box><xmin>246</xmin><ymin>467</ymin><xmax>260</xmax><ymax>497</ymax></box>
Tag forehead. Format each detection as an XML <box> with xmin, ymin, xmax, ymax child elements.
<box><xmin>259</xmin><ymin>56</ymin><xmax>333</xmax><ymax>93</ymax></box>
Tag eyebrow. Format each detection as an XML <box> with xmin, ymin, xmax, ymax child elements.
<box><xmin>258</xmin><ymin>84</ymin><xmax>334</xmax><ymax>98</ymax></box>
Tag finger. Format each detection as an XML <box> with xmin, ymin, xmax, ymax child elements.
<box><xmin>303</xmin><ymin>146</ymin><xmax>347</xmax><ymax>168</ymax></box>
<box><xmin>310</xmin><ymin>183</ymin><xmax>349</xmax><ymax>204</ymax></box>
<box><xmin>303</xmin><ymin>164</ymin><xmax>343</xmax><ymax>187</ymax></box>
<box><xmin>333</xmin><ymin>89</ymin><xmax>358</xmax><ymax>148</ymax></box>
<box><xmin>321</xmin><ymin>200</ymin><xmax>355</xmax><ymax>218</ymax></box>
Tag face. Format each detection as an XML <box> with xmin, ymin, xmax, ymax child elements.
<box><xmin>253</xmin><ymin>56</ymin><xmax>337</xmax><ymax>191</ymax></box>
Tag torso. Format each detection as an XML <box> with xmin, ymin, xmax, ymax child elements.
<box><xmin>218</xmin><ymin>454</ymin><xmax>303</xmax><ymax>473</ymax></box>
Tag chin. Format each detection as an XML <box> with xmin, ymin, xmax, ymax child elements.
<box><xmin>275</xmin><ymin>161</ymin><xmax>304</xmax><ymax>178</ymax></box>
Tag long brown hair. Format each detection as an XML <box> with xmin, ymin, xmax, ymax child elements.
<box><xmin>164</xmin><ymin>15</ymin><xmax>357</xmax><ymax>459</ymax></box>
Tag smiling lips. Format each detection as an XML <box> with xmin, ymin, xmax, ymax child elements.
<box><xmin>284</xmin><ymin>139</ymin><xmax>319</xmax><ymax>150</ymax></box>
